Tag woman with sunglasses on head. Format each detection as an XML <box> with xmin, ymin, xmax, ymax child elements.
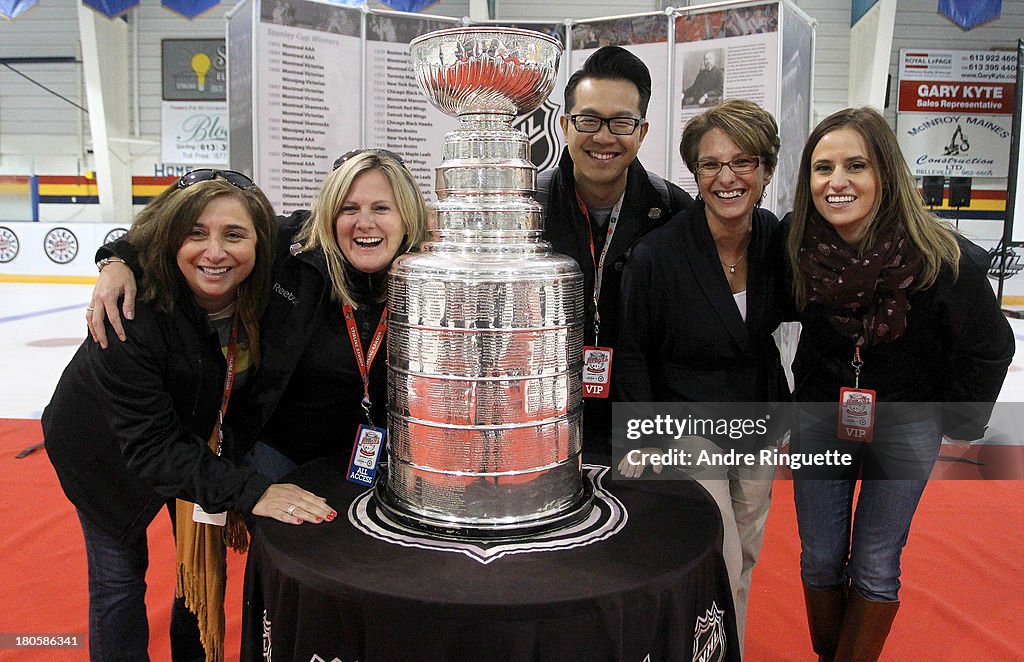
<box><xmin>44</xmin><ymin>171</ymin><xmax>335</xmax><ymax>662</ymax></box>
<box><xmin>234</xmin><ymin>148</ymin><xmax>429</xmax><ymax>479</ymax></box>
<box><xmin>784</xmin><ymin>107</ymin><xmax>1013</xmax><ymax>661</ymax></box>
<box><xmin>616</xmin><ymin>100</ymin><xmax>789</xmax><ymax>656</ymax></box>
<box><xmin>89</xmin><ymin>150</ymin><xmax>430</xmax><ymax>480</ymax></box>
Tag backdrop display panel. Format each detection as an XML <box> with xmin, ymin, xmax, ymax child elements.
<box><xmin>670</xmin><ymin>3</ymin><xmax>784</xmax><ymax>209</ymax></box>
<box><xmin>364</xmin><ymin>9</ymin><xmax>462</xmax><ymax>197</ymax></box>
<box><xmin>776</xmin><ymin>1</ymin><xmax>814</xmax><ymax>217</ymax></box>
<box><xmin>483</xmin><ymin>21</ymin><xmax>568</xmax><ymax>174</ymax></box>
<box><xmin>227</xmin><ymin>0</ymin><xmax>255</xmax><ymax>183</ymax></box>
<box><xmin>1008</xmin><ymin>39</ymin><xmax>1023</xmax><ymax>244</ymax></box>
<box><xmin>255</xmin><ymin>0</ymin><xmax>363</xmax><ymax>213</ymax></box>
<box><xmin>227</xmin><ymin>0</ymin><xmax>815</xmax><ymax>219</ymax></box>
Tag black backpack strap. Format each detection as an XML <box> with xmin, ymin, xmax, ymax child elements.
<box><xmin>535</xmin><ymin>167</ymin><xmax>555</xmax><ymax>208</ymax></box>
<box><xmin>645</xmin><ymin>170</ymin><xmax>672</xmax><ymax>208</ymax></box>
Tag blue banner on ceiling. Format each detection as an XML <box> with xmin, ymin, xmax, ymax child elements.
<box><xmin>0</xmin><ymin>0</ymin><xmax>37</xmax><ymax>20</ymax></box>
<box><xmin>161</xmin><ymin>0</ymin><xmax>220</xmax><ymax>19</ymax></box>
<box><xmin>938</xmin><ymin>0</ymin><xmax>1001</xmax><ymax>30</ymax></box>
<box><xmin>81</xmin><ymin>0</ymin><xmax>140</xmax><ymax>17</ymax></box>
<box><xmin>851</xmin><ymin>0</ymin><xmax>879</xmax><ymax>26</ymax></box>
<box><xmin>378</xmin><ymin>0</ymin><xmax>437</xmax><ymax>12</ymax></box>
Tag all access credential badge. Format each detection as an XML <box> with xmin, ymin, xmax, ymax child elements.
<box><xmin>837</xmin><ymin>387</ymin><xmax>876</xmax><ymax>443</ymax></box>
<box><xmin>582</xmin><ymin>346</ymin><xmax>613</xmax><ymax>399</ymax></box>
<box><xmin>347</xmin><ymin>424</ymin><xmax>386</xmax><ymax>487</ymax></box>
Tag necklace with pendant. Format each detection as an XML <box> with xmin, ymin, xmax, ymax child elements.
<box><xmin>719</xmin><ymin>234</ymin><xmax>750</xmax><ymax>274</ymax></box>
<box><xmin>722</xmin><ymin>255</ymin><xmax>744</xmax><ymax>274</ymax></box>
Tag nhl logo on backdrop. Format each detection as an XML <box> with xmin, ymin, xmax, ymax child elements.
<box><xmin>514</xmin><ymin>99</ymin><xmax>561</xmax><ymax>172</ymax></box>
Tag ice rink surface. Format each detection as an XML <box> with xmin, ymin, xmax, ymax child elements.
<box><xmin>2</xmin><ymin>281</ymin><xmax>1023</xmax><ymax>421</ymax></box>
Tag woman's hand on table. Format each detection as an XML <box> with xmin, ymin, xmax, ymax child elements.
<box><xmin>253</xmin><ymin>483</ymin><xmax>337</xmax><ymax>524</ymax></box>
<box><xmin>617</xmin><ymin>447</ymin><xmax>665</xmax><ymax>478</ymax></box>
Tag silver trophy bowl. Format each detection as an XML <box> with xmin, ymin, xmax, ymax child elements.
<box><xmin>376</xmin><ymin>28</ymin><xmax>591</xmax><ymax>537</ymax></box>
<box><xmin>409</xmin><ymin>27</ymin><xmax>563</xmax><ymax>117</ymax></box>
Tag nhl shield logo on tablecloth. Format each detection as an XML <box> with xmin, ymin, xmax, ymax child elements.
<box><xmin>692</xmin><ymin>601</ymin><xmax>726</xmax><ymax>662</ymax></box>
<box><xmin>348</xmin><ymin>464</ymin><xmax>627</xmax><ymax>564</ymax></box>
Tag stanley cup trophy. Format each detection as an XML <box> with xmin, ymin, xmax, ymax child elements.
<box><xmin>375</xmin><ymin>27</ymin><xmax>592</xmax><ymax>537</ymax></box>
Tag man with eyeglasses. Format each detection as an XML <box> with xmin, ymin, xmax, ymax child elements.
<box><xmin>536</xmin><ymin>46</ymin><xmax>694</xmax><ymax>455</ymax></box>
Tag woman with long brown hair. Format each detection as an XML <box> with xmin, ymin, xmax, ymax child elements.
<box><xmin>784</xmin><ymin>107</ymin><xmax>1013</xmax><ymax>661</ymax></box>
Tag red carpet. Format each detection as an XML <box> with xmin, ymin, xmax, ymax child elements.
<box><xmin>747</xmin><ymin>478</ymin><xmax>1024</xmax><ymax>660</ymax></box>
<box><xmin>2</xmin><ymin>417</ymin><xmax>1021</xmax><ymax>661</ymax></box>
<box><xmin>0</xmin><ymin>419</ymin><xmax>243</xmax><ymax>662</ymax></box>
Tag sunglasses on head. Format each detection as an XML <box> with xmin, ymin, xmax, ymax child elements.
<box><xmin>332</xmin><ymin>148</ymin><xmax>405</xmax><ymax>171</ymax></box>
<box><xmin>176</xmin><ymin>169</ymin><xmax>257</xmax><ymax>191</ymax></box>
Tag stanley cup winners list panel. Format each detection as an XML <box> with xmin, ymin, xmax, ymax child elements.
<box><xmin>256</xmin><ymin>1</ymin><xmax>359</xmax><ymax>211</ymax></box>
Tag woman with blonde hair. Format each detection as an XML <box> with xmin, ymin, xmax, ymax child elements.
<box><xmin>238</xmin><ymin>148</ymin><xmax>429</xmax><ymax>478</ymax></box>
<box><xmin>784</xmin><ymin>107</ymin><xmax>1013</xmax><ymax>661</ymax></box>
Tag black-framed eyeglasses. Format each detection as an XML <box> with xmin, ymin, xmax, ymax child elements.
<box><xmin>176</xmin><ymin>169</ymin><xmax>256</xmax><ymax>191</ymax></box>
<box><xmin>567</xmin><ymin>114</ymin><xmax>644</xmax><ymax>136</ymax></box>
<box><xmin>333</xmin><ymin>148</ymin><xmax>405</xmax><ymax>170</ymax></box>
<box><xmin>694</xmin><ymin>156</ymin><xmax>762</xmax><ymax>177</ymax></box>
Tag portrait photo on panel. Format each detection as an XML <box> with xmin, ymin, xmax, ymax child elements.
<box><xmin>680</xmin><ymin>48</ymin><xmax>725</xmax><ymax>109</ymax></box>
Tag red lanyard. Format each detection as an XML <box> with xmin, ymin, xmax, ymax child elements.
<box><xmin>342</xmin><ymin>303</ymin><xmax>388</xmax><ymax>424</ymax></box>
<box><xmin>576</xmin><ymin>192</ymin><xmax>624</xmax><ymax>343</ymax></box>
<box><xmin>214</xmin><ymin>314</ymin><xmax>239</xmax><ymax>456</ymax></box>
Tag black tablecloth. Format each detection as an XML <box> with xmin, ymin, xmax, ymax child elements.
<box><xmin>241</xmin><ymin>457</ymin><xmax>738</xmax><ymax>662</ymax></box>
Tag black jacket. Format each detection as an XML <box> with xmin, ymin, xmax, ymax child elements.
<box><xmin>43</xmin><ymin>289</ymin><xmax>272</xmax><ymax>542</ymax></box>
<box><xmin>617</xmin><ymin>203</ymin><xmax>789</xmax><ymax>404</ymax></box>
<box><xmin>538</xmin><ymin>147</ymin><xmax>694</xmax><ymax>349</ymax></box>
<box><xmin>538</xmin><ymin>149</ymin><xmax>693</xmax><ymax>452</ymax></box>
<box><xmin>230</xmin><ymin>211</ymin><xmax>388</xmax><ymax>465</ymax></box>
<box><xmin>786</xmin><ymin>220</ymin><xmax>1014</xmax><ymax>440</ymax></box>
<box><xmin>96</xmin><ymin>213</ymin><xmax>387</xmax><ymax>466</ymax></box>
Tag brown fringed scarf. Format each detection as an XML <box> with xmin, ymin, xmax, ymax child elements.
<box><xmin>798</xmin><ymin>215</ymin><xmax>923</xmax><ymax>347</ymax></box>
<box><xmin>174</xmin><ymin>425</ymin><xmax>249</xmax><ymax>662</ymax></box>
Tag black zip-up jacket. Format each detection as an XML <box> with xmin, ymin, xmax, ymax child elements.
<box><xmin>537</xmin><ymin>148</ymin><xmax>694</xmax><ymax>451</ymax></box>
<box><xmin>43</xmin><ymin>285</ymin><xmax>272</xmax><ymax>542</ymax></box>
<box><xmin>538</xmin><ymin>148</ymin><xmax>694</xmax><ymax>350</ymax></box>
<box><xmin>230</xmin><ymin>211</ymin><xmax>388</xmax><ymax>466</ymax></box>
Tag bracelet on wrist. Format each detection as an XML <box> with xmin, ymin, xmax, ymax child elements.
<box><xmin>96</xmin><ymin>256</ymin><xmax>126</xmax><ymax>272</ymax></box>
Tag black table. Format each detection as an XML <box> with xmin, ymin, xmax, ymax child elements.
<box><xmin>241</xmin><ymin>457</ymin><xmax>738</xmax><ymax>662</ymax></box>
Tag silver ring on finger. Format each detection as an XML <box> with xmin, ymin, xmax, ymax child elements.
<box><xmin>286</xmin><ymin>504</ymin><xmax>297</xmax><ymax>516</ymax></box>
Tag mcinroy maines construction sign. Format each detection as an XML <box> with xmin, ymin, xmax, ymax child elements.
<box><xmin>896</xmin><ymin>49</ymin><xmax>1016</xmax><ymax>178</ymax></box>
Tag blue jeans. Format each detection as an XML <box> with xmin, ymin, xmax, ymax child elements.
<box><xmin>77</xmin><ymin>504</ymin><xmax>205</xmax><ymax>661</ymax></box>
<box><xmin>792</xmin><ymin>409</ymin><xmax>941</xmax><ymax>601</ymax></box>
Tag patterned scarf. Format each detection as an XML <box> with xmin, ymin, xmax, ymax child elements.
<box><xmin>798</xmin><ymin>215</ymin><xmax>923</xmax><ymax>347</ymax></box>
